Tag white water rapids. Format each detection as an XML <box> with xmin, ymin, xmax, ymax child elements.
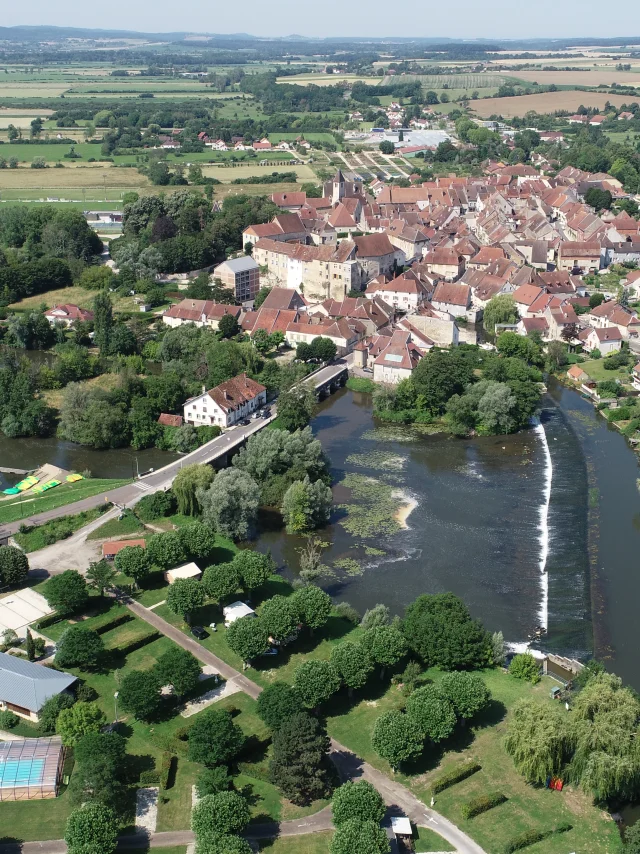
<box><xmin>533</xmin><ymin>419</ymin><xmax>553</xmax><ymax>630</ymax></box>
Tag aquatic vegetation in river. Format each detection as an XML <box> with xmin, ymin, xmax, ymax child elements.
<box><xmin>360</xmin><ymin>427</ymin><xmax>416</xmax><ymax>443</ymax></box>
<box><xmin>333</xmin><ymin>557</ymin><xmax>363</xmax><ymax>576</ymax></box>
<box><xmin>346</xmin><ymin>451</ymin><xmax>406</xmax><ymax>471</ymax></box>
<box><xmin>338</xmin><ymin>473</ymin><xmax>403</xmax><ymax>538</ymax></box>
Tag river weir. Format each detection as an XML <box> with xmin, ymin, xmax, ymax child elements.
<box><xmin>533</xmin><ymin>419</ymin><xmax>553</xmax><ymax>631</ymax></box>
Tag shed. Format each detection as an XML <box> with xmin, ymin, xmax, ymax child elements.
<box><xmin>102</xmin><ymin>539</ymin><xmax>146</xmax><ymax>560</ymax></box>
<box><xmin>543</xmin><ymin>654</ymin><xmax>584</xmax><ymax>685</ymax></box>
<box><xmin>0</xmin><ymin>653</ymin><xmax>76</xmax><ymax>722</ymax></box>
<box><xmin>164</xmin><ymin>562</ymin><xmax>203</xmax><ymax>584</ymax></box>
<box><xmin>391</xmin><ymin>816</ymin><xmax>413</xmax><ymax>838</ymax></box>
<box><xmin>223</xmin><ymin>601</ymin><xmax>256</xmax><ymax>626</ymax></box>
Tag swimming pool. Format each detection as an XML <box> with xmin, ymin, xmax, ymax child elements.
<box><xmin>0</xmin><ymin>758</ymin><xmax>45</xmax><ymax>788</ymax></box>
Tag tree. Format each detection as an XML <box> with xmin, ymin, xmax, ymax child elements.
<box><xmin>411</xmin><ymin>350</ymin><xmax>474</xmax><ymax>414</ymax></box>
<box><xmin>93</xmin><ymin>291</ymin><xmax>114</xmax><ymax>354</ymax></box>
<box><xmin>405</xmin><ymin>685</ymin><xmax>457</xmax><ymax>742</ymax></box>
<box><xmin>195</xmin><ymin>836</ymin><xmax>252</xmax><ymax>854</ymax></box>
<box><xmin>483</xmin><ymin>294</ymin><xmax>519</xmax><ymax>332</ymax></box>
<box><xmin>57</xmin><ymin>702</ymin><xmax>107</xmax><ymax>746</ymax></box>
<box><xmin>257</xmin><ymin>682</ymin><xmax>303</xmax><ymax>731</ymax></box>
<box><xmin>119</xmin><ymin>669</ymin><xmax>163</xmax><ymax>721</ymax></box>
<box><xmin>114</xmin><ymin>545</ymin><xmax>151</xmax><ymax>586</ymax></box>
<box><xmin>202</xmin><ymin>562</ymin><xmax>241</xmax><ymax>602</ymax></box>
<box><xmin>191</xmin><ymin>792</ymin><xmax>250</xmax><ymax>843</ymax></box>
<box><xmin>439</xmin><ymin>672</ymin><xmax>491</xmax><ymax>722</ymax></box>
<box><xmin>402</xmin><ymin>593</ymin><xmax>492</xmax><ymax>670</ymax></box>
<box><xmin>232</xmin><ymin>550</ymin><xmax>275</xmax><ymax>591</ymax></box>
<box><xmin>380</xmin><ymin>140</ymin><xmax>395</xmax><ymax>155</ymax></box>
<box><xmin>155</xmin><ymin>647</ymin><xmax>202</xmax><ymax>697</ymax></box>
<box><xmin>361</xmin><ymin>604</ymin><xmax>390</xmax><ymax>631</ymax></box>
<box><xmin>188</xmin><ymin>708</ymin><xmax>246</xmax><ymax>767</ymax></box>
<box><xmin>504</xmin><ymin>698</ymin><xmax>569</xmax><ymax>784</ymax></box>
<box><xmin>625</xmin><ymin>823</ymin><xmax>640</xmax><ymax>854</ymax></box>
<box><xmin>166</xmin><ymin>578</ymin><xmax>206</xmax><ymax>621</ymax></box>
<box><xmin>69</xmin><ymin>732</ymin><xmax>126</xmax><ymax>810</ymax></box>
<box><xmin>25</xmin><ymin>628</ymin><xmax>35</xmax><ymax>661</ymax></box>
<box><xmin>269</xmin><ymin>711</ymin><xmax>332</xmax><ymax>805</ymax></box>
<box><xmin>39</xmin><ymin>692</ymin><xmax>75</xmax><ymax>734</ymax></box>
<box><xmin>0</xmin><ymin>545</ymin><xmax>29</xmax><ymax>587</ymax></box>
<box><xmin>589</xmin><ymin>292</ymin><xmax>605</xmax><ymax>309</ymax></box>
<box><xmin>509</xmin><ymin>652</ymin><xmax>541</xmax><ymax>683</ymax></box>
<box><xmin>260</xmin><ymin>595</ymin><xmax>298</xmax><ymax>642</ymax></box>
<box><xmin>65</xmin><ymin>803</ymin><xmax>118</xmax><ymax>854</ymax></box>
<box><xmin>491</xmin><ymin>631</ymin><xmax>506</xmax><ymax>666</ymax></box>
<box><xmin>546</xmin><ymin>341</ymin><xmax>568</xmax><ymax>371</ymax></box>
<box><xmin>195</xmin><ymin>766</ymin><xmax>233</xmax><ymax>799</ymax></box>
<box><xmin>254</xmin><ymin>286</ymin><xmax>271</xmax><ymax>308</ymax></box>
<box><xmin>585</xmin><ymin>187</ymin><xmax>613</xmax><ymax>212</ymax></box>
<box><xmin>331</xmin><ymin>642</ymin><xmax>374</xmax><ymax>693</ymax></box>
<box><xmin>361</xmin><ymin>625</ymin><xmax>408</xmax><ymax>678</ymax></box>
<box><xmin>172</xmin><ymin>463</ymin><xmax>215</xmax><ymax>516</ymax></box>
<box><xmin>331</xmin><ymin>780</ymin><xmax>385</xmax><ymax>827</ymax></box>
<box><xmin>55</xmin><ymin>626</ymin><xmax>104</xmax><ymax>670</ymax></box>
<box><xmin>252</xmin><ymin>328</ymin><xmax>273</xmax><ymax>355</ymax></box>
<box><xmin>177</xmin><ymin>522</ymin><xmax>218</xmax><ymax>561</ymax></box>
<box><xmin>294</xmin><ymin>659</ymin><xmax>342</xmax><ymax>708</ymax></box>
<box><xmin>226</xmin><ymin>614</ymin><xmax>270</xmax><ymax>664</ymax></box>
<box><xmin>309</xmin><ymin>336</ymin><xmax>337</xmax><ymax>362</ymax></box>
<box><xmin>43</xmin><ymin>570</ymin><xmax>88</xmax><ymax>614</ymax></box>
<box><xmin>330</xmin><ymin>818</ymin><xmax>390</xmax><ymax>854</ymax></box>
<box><xmin>86</xmin><ymin>560</ymin><xmax>117</xmax><ymax>596</ymax></box>
<box><xmin>296</xmin><ymin>342</ymin><xmax>313</xmax><ymax>361</ymax></box>
<box><xmin>146</xmin><ymin>531</ymin><xmax>189</xmax><ymax>570</ymax></box>
<box><xmin>291</xmin><ymin>584</ymin><xmax>332</xmax><ymax>631</ymax></box>
<box><xmin>276</xmin><ymin>384</ymin><xmax>317</xmax><ymax>432</ymax></box>
<box><xmin>371</xmin><ymin>710</ymin><xmax>424</xmax><ymax>771</ymax></box>
<box><xmin>218</xmin><ymin>313</ymin><xmax>240</xmax><ymax>338</ymax></box>
<box><xmin>198</xmin><ymin>468</ymin><xmax>260</xmax><ymax>540</ymax></box>
<box><xmin>281</xmin><ymin>477</ymin><xmax>332</xmax><ymax>533</ymax></box>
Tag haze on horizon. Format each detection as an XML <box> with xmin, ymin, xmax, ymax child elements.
<box><xmin>4</xmin><ymin>0</ymin><xmax>640</xmax><ymax>41</ymax></box>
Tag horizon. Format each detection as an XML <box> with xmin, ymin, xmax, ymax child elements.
<box><xmin>2</xmin><ymin>1</ymin><xmax>640</xmax><ymax>42</ymax></box>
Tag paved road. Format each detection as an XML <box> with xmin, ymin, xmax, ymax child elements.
<box><xmin>0</xmin><ymin>361</ymin><xmax>348</xmax><ymax>539</ymax></box>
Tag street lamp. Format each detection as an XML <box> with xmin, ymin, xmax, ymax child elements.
<box><xmin>114</xmin><ymin>691</ymin><xmax>119</xmax><ymax>723</ymax></box>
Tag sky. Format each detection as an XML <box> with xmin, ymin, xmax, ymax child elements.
<box><xmin>5</xmin><ymin>0</ymin><xmax>640</xmax><ymax>40</ymax></box>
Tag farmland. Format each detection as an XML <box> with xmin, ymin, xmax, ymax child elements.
<box><xmin>401</xmin><ymin>73</ymin><xmax>520</xmax><ymax>90</ymax></box>
<box><xmin>511</xmin><ymin>69</ymin><xmax>640</xmax><ymax>87</ymax></box>
<box><xmin>275</xmin><ymin>73</ymin><xmax>380</xmax><ymax>86</ymax></box>
<box><xmin>472</xmin><ymin>90</ymin><xmax>638</xmax><ymax>117</ymax></box>
<box><xmin>0</xmin><ymin>164</ymin><xmax>150</xmax><ymax>191</ymax></box>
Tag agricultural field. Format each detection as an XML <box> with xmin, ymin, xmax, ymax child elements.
<box><xmin>7</xmin><ymin>284</ymin><xmax>155</xmax><ymax>315</ymax></box>
<box><xmin>201</xmin><ymin>163</ymin><xmax>316</xmax><ymax>182</ymax></box>
<box><xmin>398</xmin><ymin>73</ymin><xmax>520</xmax><ymax>90</ymax></box>
<box><xmin>275</xmin><ymin>73</ymin><xmax>380</xmax><ymax>86</ymax></box>
<box><xmin>267</xmin><ymin>132</ymin><xmax>336</xmax><ymax>143</ymax></box>
<box><xmin>0</xmin><ymin>108</ymin><xmax>55</xmax><ymax>128</ymax></box>
<box><xmin>513</xmin><ymin>69</ymin><xmax>640</xmax><ymax>87</ymax></box>
<box><xmin>472</xmin><ymin>90</ymin><xmax>637</xmax><ymax>117</ymax></box>
<box><xmin>0</xmin><ymin>163</ymin><xmax>150</xmax><ymax>192</ymax></box>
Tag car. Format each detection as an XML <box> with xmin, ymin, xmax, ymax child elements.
<box><xmin>190</xmin><ymin>626</ymin><xmax>207</xmax><ymax>640</ymax></box>
<box><xmin>262</xmin><ymin>408</ymin><xmax>272</xmax><ymax>418</ymax></box>
<box><xmin>240</xmin><ymin>418</ymin><xmax>251</xmax><ymax>426</ymax></box>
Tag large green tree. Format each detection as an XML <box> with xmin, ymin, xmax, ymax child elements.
<box><xmin>65</xmin><ymin>803</ymin><xmax>118</xmax><ymax>854</ymax></box>
<box><xmin>55</xmin><ymin>626</ymin><xmax>104</xmax><ymax>671</ymax></box>
<box><xmin>114</xmin><ymin>545</ymin><xmax>151</xmax><ymax>586</ymax></box>
<box><xmin>330</xmin><ymin>818</ymin><xmax>390</xmax><ymax>854</ymax></box>
<box><xmin>188</xmin><ymin>708</ymin><xmax>246</xmax><ymax>767</ymax></box>
<box><xmin>482</xmin><ymin>294</ymin><xmax>518</xmax><ymax>332</ymax></box>
<box><xmin>198</xmin><ymin>468</ymin><xmax>260</xmax><ymax>540</ymax></box>
<box><xmin>292</xmin><ymin>584</ymin><xmax>332</xmax><ymax>631</ymax></box>
<box><xmin>173</xmin><ymin>463</ymin><xmax>215</xmax><ymax>515</ymax></box>
<box><xmin>276</xmin><ymin>384</ymin><xmax>317</xmax><ymax>432</ymax></box>
<box><xmin>331</xmin><ymin>641</ymin><xmax>374</xmax><ymax>693</ymax></box>
<box><xmin>166</xmin><ymin>578</ymin><xmax>206</xmax><ymax>621</ymax></box>
<box><xmin>405</xmin><ymin>685</ymin><xmax>457</xmax><ymax>742</ymax></box>
<box><xmin>402</xmin><ymin>593</ymin><xmax>492</xmax><ymax>670</ymax></box>
<box><xmin>202</xmin><ymin>562</ymin><xmax>241</xmax><ymax>602</ymax></box>
<box><xmin>269</xmin><ymin>711</ymin><xmax>332</xmax><ymax>805</ymax></box>
<box><xmin>439</xmin><ymin>672</ymin><xmax>491</xmax><ymax>722</ymax></box>
<box><xmin>257</xmin><ymin>682</ymin><xmax>303</xmax><ymax>731</ymax></box>
<box><xmin>331</xmin><ymin>781</ymin><xmax>385</xmax><ymax>826</ymax></box>
<box><xmin>281</xmin><ymin>476</ymin><xmax>332</xmax><ymax>533</ymax></box>
<box><xmin>155</xmin><ymin>647</ymin><xmax>202</xmax><ymax>697</ymax></box>
<box><xmin>260</xmin><ymin>595</ymin><xmax>298</xmax><ymax>643</ymax></box>
<box><xmin>57</xmin><ymin>702</ymin><xmax>107</xmax><ymax>747</ymax></box>
<box><xmin>361</xmin><ymin>625</ymin><xmax>408</xmax><ymax>678</ymax></box>
<box><xmin>43</xmin><ymin>570</ymin><xmax>88</xmax><ymax>614</ymax></box>
<box><xmin>0</xmin><ymin>545</ymin><xmax>29</xmax><ymax>587</ymax></box>
<box><xmin>93</xmin><ymin>291</ymin><xmax>114</xmax><ymax>355</ymax></box>
<box><xmin>225</xmin><ymin>614</ymin><xmax>270</xmax><ymax>664</ymax></box>
<box><xmin>371</xmin><ymin>710</ymin><xmax>424</xmax><ymax>771</ymax></box>
<box><xmin>504</xmin><ymin>698</ymin><xmax>570</xmax><ymax>784</ymax></box>
<box><xmin>293</xmin><ymin>659</ymin><xmax>342</xmax><ymax>709</ymax></box>
<box><xmin>232</xmin><ymin>550</ymin><xmax>275</xmax><ymax>591</ymax></box>
<box><xmin>119</xmin><ymin>670</ymin><xmax>163</xmax><ymax>721</ymax></box>
<box><xmin>192</xmin><ymin>791</ymin><xmax>250</xmax><ymax>844</ymax></box>
<box><xmin>411</xmin><ymin>350</ymin><xmax>475</xmax><ymax>414</ymax></box>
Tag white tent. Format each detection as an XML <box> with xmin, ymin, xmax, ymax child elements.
<box><xmin>223</xmin><ymin>601</ymin><xmax>255</xmax><ymax>626</ymax></box>
<box><xmin>164</xmin><ymin>562</ymin><xmax>202</xmax><ymax>584</ymax></box>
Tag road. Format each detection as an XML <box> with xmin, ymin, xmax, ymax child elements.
<box><xmin>0</xmin><ymin>361</ymin><xmax>348</xmax><ymax>539</ymax></box>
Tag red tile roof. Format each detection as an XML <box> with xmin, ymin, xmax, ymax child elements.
<box><xmin>204</xmin><ymin>373</ymin><xmax>266</xmax><ymax>413</ymax></box>
<box><xmin>103</xmin><ymin>539</ymin><xmax>146</xmax><ymax>557</ymax></box>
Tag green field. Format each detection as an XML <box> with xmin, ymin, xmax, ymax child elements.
<box><xmin>409</xmin><ymin>72</ymin><xmax>521</xmax><ymax>90</ymax></box>
<box><xmin>0</xmin><ymin>478</ymin><xmax>131</xmax><ymax>524</ymax></box>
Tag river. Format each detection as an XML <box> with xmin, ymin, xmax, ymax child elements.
<box><xmin>1</xmin><ymin>374</ymin><xmax>639</xmax><ymax>687</ymax></box>
<box><xmin>255</xmin><ymin>381</ymin><xmax>640</xmax><ymax>690</ymax></box>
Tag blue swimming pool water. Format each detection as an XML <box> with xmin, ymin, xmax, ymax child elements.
<box><xmin>0</xmin><ymin>759</ymin><xmax>45</xmax><ymax>788</ymax></box>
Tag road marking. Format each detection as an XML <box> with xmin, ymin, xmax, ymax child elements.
<box><xmin>134</xmin><ymin>482</ymin><xmax>152</xmax><ymax>491</ymax></box>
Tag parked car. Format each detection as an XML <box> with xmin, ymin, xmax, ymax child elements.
<box><xmin>190</xmin><ymin>626</ymin><xmax>207</xmax><ymax>640</ymax></box>
<box><xmin>262</xmin><ymin>407</ymin><xmax>272</xmax><ymax>418</ymax></box>
<box><xmin>240</xmin><ymin>418</ymin><xmax>251</xmax><ymax>426</ymax></box>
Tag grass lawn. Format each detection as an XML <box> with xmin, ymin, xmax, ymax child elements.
<box><xmin>86</xmin><ymin>513</ymin><xmax>145</xmax><ymax>540</ymax></box>
<box><xmin>415</xmin><ymin>826</ymin><xmax>455</xmax><ymax>851</ymax></box>
<box><xmin>42</xmin><ymin>372</ymin><xmax>121</xmax><ymax>411</ymax></box>
<box><xmin>8</xmin><ymin>285</ymin><xmax>143</xmax><ymax>314</ymax></box>
<box><xmin>13</xmin><ymin>507</ymin><xmax>103</xmax><ymax>552</ymax></box>
<box><xmin>259</xmin><ymin>833</ymin><xmax>332</xmax><ymax>853</ymax></box>
<box><xmin>580</xmin><ymin>358</ymin><xmax>632</xmax><ymax>385</ymax></box>
<box><xmin>0</xmin><ymin>478</ymin><xmax>131</xmax><ymax>524</ymax></box>
<box><xmin>326</xmin><ymin>668</ymin><xmax>623</xmax><ymax>854</ymax></box>
<box><xmin>0</xmin><ymin>788</ymin><xmax>74</xmax><ymax>843</ymax></box>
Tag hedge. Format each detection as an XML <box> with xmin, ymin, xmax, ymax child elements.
<box><xmin>160</xmin><ymin>752</ymin><xmax>175</xmax><ymax>790</ymax></box>
<box><xmin>35</xmin><ymin>612</ymin><xmax>66</xmax><ymax>630</ymax></box>
<box><xmin>116</xmin><ymin>630</ymin><xmax>161</xmax><ymax>656</ymax></box>
<box><xmin>461</xmin><ymin>792</ymin><xmax>507</xmax><ymax>819</ymax></box>
<box><xmin>139</xmin><ymin>770</ymin><xmax>161</xmax><ymax>786</ymax></box>
<box><xmin>431</xmin><ymin>762</ymin><xmax>481</xmax><ymax>794</ymax></box>
<box><xmin>94</xmin><ymin>613</ymin><xmax>133</xmax><ymax>635</ymax></box>
<box><xmin>503</xmin><ymin>824</ymin><xmax>571</xmax><ymax>854</ymax></box>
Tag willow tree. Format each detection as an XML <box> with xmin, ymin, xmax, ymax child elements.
<box><xmin>504</xmin><ymin>698</ymin><xmax>570</xmax><ymax>784</ymax></box>
<box><xmin>172</xmin><ymin>463</ymin><xmax>214</xmax><ymax>516</ymax></box>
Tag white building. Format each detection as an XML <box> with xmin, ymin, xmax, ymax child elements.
<box><xmin>183</xmin><ymin>374</ymin><xmax>267</xmax><ymax>428</ymax></box>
